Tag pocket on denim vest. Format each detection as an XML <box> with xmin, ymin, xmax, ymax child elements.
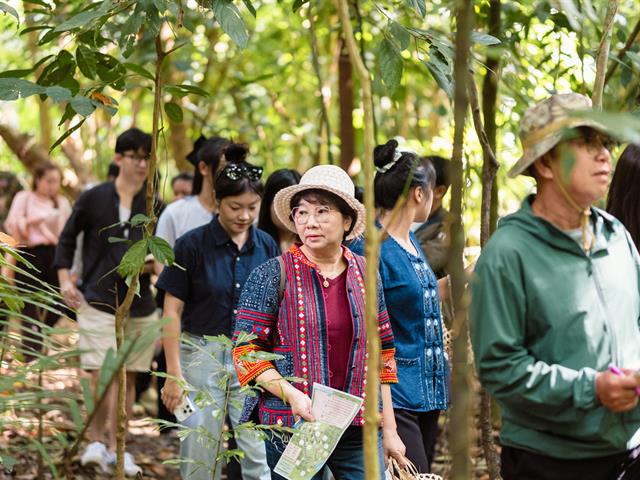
<box><xmin>392</xmin><ymin>357</ymin><xmax>425</xmax><ymax>410</ymax></box>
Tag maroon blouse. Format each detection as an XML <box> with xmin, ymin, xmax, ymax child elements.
<box><xmin>322</xmin><ymin>269</ymin><xmax>353</xmax><ymax>391</ymax></box>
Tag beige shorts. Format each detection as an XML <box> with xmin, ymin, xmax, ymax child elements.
<box><xmin>76</xmin><ymin>301</ymin><xmax>159</xmax><ymax>372</ymax></box>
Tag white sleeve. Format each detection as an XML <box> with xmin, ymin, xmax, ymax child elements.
<box><xmin>155</xmin><ymin>206</ymin><xmax>177</xmax><ymax>247</ymax></box>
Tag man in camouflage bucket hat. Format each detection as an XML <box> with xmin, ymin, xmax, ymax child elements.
<box><xmin>470</xmin><ymin>92</ymin><xmax>640</xmax><ymax>479</ymax></box>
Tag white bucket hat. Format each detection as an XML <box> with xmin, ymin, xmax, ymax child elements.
<box><xmin>273</xmin><ymin>165</ymin><xmax>365</xmax><ymax>241</ymax></box>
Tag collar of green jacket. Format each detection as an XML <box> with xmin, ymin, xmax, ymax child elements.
<box><xmin>499</xmin><ymin>194</ymin><xmax>622</xmax><ymax>256</ymax></box>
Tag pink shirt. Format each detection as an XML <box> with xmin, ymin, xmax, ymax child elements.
<box><xmin>4</xmin><ymin>190</ymin><xmax>71</xmax><ymax>247</ymax></box>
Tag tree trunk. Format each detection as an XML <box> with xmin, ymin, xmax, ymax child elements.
<box><xmin>335</xmin><ymin>2</ymin><xmax>380</xmax><ymax>479</ymax></box>
<box><xmin>592</xmin><ymin>1</ymin><xmax>618</xmax><ymax>109</ymax></box>
<box><xmin>61</xmin><ymin>134</ymin><xmax>95</xmax><ymax>186</ymax></box>
<box><xmin>338</xmin><ymin>36</ymin><xmax>356</xmax><ymax>172</ymax></box>
<box><xmin>449</xmin><ymin>1</ymin><xmax>473</xmax><ymax>479</ymax></box>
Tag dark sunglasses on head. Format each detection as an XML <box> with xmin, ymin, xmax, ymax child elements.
<box><xmin>220</xmin><ymin>162</ymin><xmax>263</xmax><ymax>181</ymax></box>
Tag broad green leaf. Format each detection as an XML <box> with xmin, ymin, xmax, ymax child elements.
<box><xmin>0</xmin><ymin>69</ymin><xmax>34</xmax><ymax>79</ymax></box>
<box><xmin>148</xmin><ymin>236</ymin><xmax>175</xmax><ymax>265</ymax></box>
<box><xmin>406</xmin><ymin>0</ymin><xmax>426</xmax><ymax>17</ymax></box>
<box><xmin>241</xmin><ymin>0</ymin><xmax>256</xmax><ymax>17</ymax></box>
<box><xmin>76</xmin><ymin>45</ymin><xmax>97</xmax><ymax>79</ymax></box>
<box><xmin>129</xmin><ymin>214</ymin><xmax>150</xmax><ymax>227</ymax></box>
<box><xmin>0</xmin><ymin>454</ymin><xmax>18</xmax><ymax>471</ymax></box>
<box><xmin>108</xmin><ymin>236</ymin><xmax>129</xmax><ymax>244</ymax></box>
<box><xmin>53</xmin><ymin>4</ymin><xmax>111</xmax><ymax>33</ymax></box>
<box><xmin>70</xmin><ymin>95</ymin><xmax>96</xmax><ymax>117</ymax></box>
<box><xmin>165</xmin><ymin>83</ymin><xmax>210</xmax><ymax>97</ymax></box>
<box><xmin>0</xmin><ymin>78</ymin><xmax>47</xmax><ymax>100</ymax></box>
<box><xmin>471</xmin><ymin>32</ymin><xmax>501</xmax><ymax>46</ymax></box>
<box><xmin>45</xmin><ymin>86</ymin><xmax>72</xmax><ymax>102</ymax></box>
<box><xmin>423</xmin><ymin>58</ymin><xmax>452</xmax><ymax>98</ymax></box>
<box><xmin>212</xmin><ymin>0</ymin><xmax>249</xmax><ymax>49</ymax></box>
<box><xmin>378</xmin><ymin>37</ymin><xmax>403</xmax><ymax>93</ymax></box>
<box><xmin>567</xmin><ymin>110</ymin><xmax>640</xmax><ymax>144</ymax></box>
<box><xmin>164</xmin><ymin>102</ymin><xmax>183</xmax><ymax>123</ymax></box>
<box><xmin>117</xmin><ymin>239</ymin><xmax>148</xmax><ymax>278</ymax></box>
<box><xmin>120</xmin><ymin>6</ymin><xmax>144</xmax><ymax>57</ymax></box>
<box><xmin>123</xmin><ymin>62</ymin><xmax>155</xmax><ymax>81</ymax></box>
<box><xmin>390</xmin><ymin>22</ymin><xmax>410</xmax><ymax>51</ymax></box>
<box><xmin>627</xmin><ymin>51</ymin><xmax>640</xmax><ymax>69</ymax></box>
<box><xmin>0</xmin><ymin>2</ymin><xmax>19</xmax><ymax>24</ymax></box>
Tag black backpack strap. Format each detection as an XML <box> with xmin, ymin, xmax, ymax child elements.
<box><xmin>276</xmin><ymin>255</ymin><xmax>286</xmax><ymax>303</ymax></box>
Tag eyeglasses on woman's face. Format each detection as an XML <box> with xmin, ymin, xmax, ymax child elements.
<box><xmin>291</xmin><ymin>205</ymin><xmax>336</xmax><ymax>225</ymax></box>
<box><xmin>221</xmin><ymin>163</ymin><xmax>263</xmax><ymax>181</ymax></box>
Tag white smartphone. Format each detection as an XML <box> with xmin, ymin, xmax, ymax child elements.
<box><xmin>173</xmin><ymin>394</ymin><xmax>197</xmax><ymax>422</ymax></box>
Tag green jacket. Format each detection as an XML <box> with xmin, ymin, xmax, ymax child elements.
<box><xmin>470</xmin><ymin>196</ymin><xmax>640</xmax><ymax>459</ymax></box>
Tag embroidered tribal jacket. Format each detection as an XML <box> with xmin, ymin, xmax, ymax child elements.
<box><xmin>232</xmin><ymin>244</ymin><xmax>398</xmax><ymax>428</ymax></box>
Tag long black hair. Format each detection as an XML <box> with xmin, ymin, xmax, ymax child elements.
<box><xmin>214</xmin><ymin>143</ymin><xmax>264</xmax><ymax>200</ymax></box>
<box><xmin>607</xmin><ymin>144</ymin><xmax>640</xmax><ymax>250</ymax></box>
<box><xmin>258</xmin><ymin>169</ymin><xmax>301</xmax><ymax>244</ymax></box>
<box><xmin>373</xmin><ymin>139</ymin><xmax>436</xmax><ymax>210</ymax></box>
<box><xmin>191</xmin><ymin>136</ymin><xmax>230</xmax><ymax>195</ymax></box>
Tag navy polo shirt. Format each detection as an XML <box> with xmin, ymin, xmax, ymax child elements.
<box><xmin>156</xmin><ymin>215</ymin><xmax>280</xmax><ymax>337</ymax></box>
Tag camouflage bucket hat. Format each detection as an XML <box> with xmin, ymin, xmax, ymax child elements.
<box><xmin>508</xmin><ymin>93</ymin><xmax>607</xmax><ymax>178</ymax></box>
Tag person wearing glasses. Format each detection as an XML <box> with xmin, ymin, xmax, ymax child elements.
<box><xmin>157</xmin><ymin>143</ymin><xmax>276</xmax><ymax>480</ymax></box>
<box><xmin>470</xmin><ymin>93</ymin><xmax>640</xmax><ymax>479</ymax></box>
<box><xmin>54</xmin><ymin>128</ymin><xmax>163</xmax><ymax>476</ymax></box>
<box><xmin>232</xmin><ymin>165</ymin><xmax>406</xmax><ymax>478</ymax></box>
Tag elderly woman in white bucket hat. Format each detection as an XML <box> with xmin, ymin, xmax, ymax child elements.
<box><xmin>232</xmin><ymin>165</ymin><xmax>406</xmax><ymax>479</ymax></box>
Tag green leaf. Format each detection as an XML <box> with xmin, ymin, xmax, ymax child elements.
<box><xmin>405</xmin><ymin>0</ymin><xmax>426</xmax><ymax>17</ymax></box>
<box><xmin>164</xmin><ymin>102</ymin><xmax>183</xmax><ymax>123</ymax></box>
<box><xmin>567</xmin><ymin>110</ymin><xmax>640</xmax><ymax>145</ymax></box>
<box><xmin>68</xmin><ymin>398</ymin><xmax>83</xmax><ymax>429</ymax></box>
<box><xmin>129</xmin><ymin>214</ymin><xmax>150</xmax><ymax>227</ymax></box>
<box><xmin>0</xmin><ymin>2</ymin><xmax>19</xmax><ymax>24</ymax></box>
<box><xmin>0</xmin><ymin>78</ymin><xmax>44</xmax><ymax>100</ymax></box>
<box><xmin>390</xmin><ymin>22</ymin><xmax>410</xmax><ymax>51</ymax></box>
<box><xmin>0</xmin><ymin>68</ymin><xmax>34</xmax><ymax>79</ymax></box>
<box><xmin>117</xmin><ymin>239</ymin><xmax>148</xmax><ymax>278</ymax></box>
<box><xmin>148</xmin><ymin>236</ymin><xmax>175</xmax><ymax>266</ymax></box>
<box><xmin>107</xmin><ymin>236</ymin><xmax>129</xmax><ymax>244</ymax></box>
<box><xmin>76</xmin><ymin>45</ymin><xmax>97</xmax><ymax>79</ymax></box>
<box><xmin>241</xmin><ymin>0</ymin><xmax>256</xmax><ymax>17</ymax></box>
<box><xmin>53</xmin><ymin>4</ymin><xmax>110</xmax><ymax>33</ymax></box>
<box><xmin>50</xmin><ymin>118</ymin><xmax>86</xmax><ymax>152</ymax></box>
<box><xmin>80</xmin><ymin>377</ymin><xmax>95</xmax><ymax>413</ymax></box>
<box><xmin>0</xmin><ymin>454</ymin><xmax>18</xmax><ymax>471</ymax></box>
<box><xmin>119</xmin><ymin>6</ymin><xmax>144</xmax><ymax>57</ymax></box>
<box><xmin>70</xmin><ymin>95</ymin><xmax>96</xmax><ymax>117</ymax></box>
<box><xmin>471</xmin><ymin>31</ymin><xmax>501</xmax><ymax>46</ymax></box>
<box><xmin>123</xmin><ymin>62</ymin><xmax>154</xmax><ymax>81</ymax></box>
<box><xmin>45</xmin><ymin>86</ymin><xmax>72</xmax><ymax>102</ymax></box>
<box><xmin>423</xmin><ymin>58</ymin><xmax>452</xmax><ymax>98</ymax></box>
<box><xmin>212</xmin><ymin>0</ymin><xmax>249</xmax><ymax>49</ymax></box>
<box><xmin>378</xmin><ymin>37</ymin><xmax>403</xmax><ymax>93</ymax></box>
<box><xmin>165</xmin><ymin>83</ymin><xmax>210</xmax><ymax>97</ymax></box>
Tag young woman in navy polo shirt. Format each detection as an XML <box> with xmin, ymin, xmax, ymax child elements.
<box><xmin>157</xmin><ymin>143</ymin><xmax>278</xmax><ymax>480</ymax></box>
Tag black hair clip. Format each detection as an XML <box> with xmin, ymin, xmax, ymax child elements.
<box><xmin>186</xmin><ymin>134</ymin><xmax>208</xmax><ymax>166</ymax></box>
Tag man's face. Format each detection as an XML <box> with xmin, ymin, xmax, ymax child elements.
<box><xmin>114</xmin><ymin>148</ymin><xmax>150</xmax><ymax>184</ymax></box>
<box><xmin>171</xmin><ymin>178</ymin><xmax>192</xmax><ymax>201</ymax></box>
<box><xmin>555</xmin><ymin>129</ymin><xmax>613</xmax><ymax>206</ymax></box>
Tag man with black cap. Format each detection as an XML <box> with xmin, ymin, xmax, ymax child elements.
<box><xmin>470</xmin><ymin>93</ymin><xmax>640</xmax><ymax>479</ymax></box>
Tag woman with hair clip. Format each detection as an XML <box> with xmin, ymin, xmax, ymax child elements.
<box><xmin>258</xmin><ymin>168</ymin><xmax>302</xmax><ymax>252</ymax></box>
<box><xmin>607</xmin><ymin>144</ymin><xmax>640</xmax><ymax>250</ymax></box>
<box><xmin>351</xmin><ymin>139</ymin><xmax>448</xmax><ymax>473</ymax></box>
<box><xmin>4</xmin><ymin>161</ymin><xmax>71</xmax><ymax>358</ymax></box>
<box><xmin>155</xmin><ymin>135</ymin><xmax>230</xmax><ymax>251</ymax></box>
<box><xmin>157</xmin><ymin>143</ymin><xmax>276</xmax><ymax>480</ymax></box>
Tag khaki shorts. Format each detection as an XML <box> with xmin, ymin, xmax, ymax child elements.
<box><xmin>76</xmin><ymin>300</ymin><xmax>159</xmax><ymax>372</ymax></box>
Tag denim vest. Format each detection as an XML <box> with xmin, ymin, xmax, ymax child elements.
<box><xmin>355</xmin><ymin>233</ymin><xmax>449</xmax><ymax>412</ymax></box>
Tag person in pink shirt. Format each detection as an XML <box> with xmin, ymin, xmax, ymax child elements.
<box><xmin>4</xmin><ymin>161</ymin><xmax>71</xmax><ymax>358</ymax></box>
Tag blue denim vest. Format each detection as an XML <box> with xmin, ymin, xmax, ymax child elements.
<box><xmin>352</xmin><ymin>232</ymin><xmax>449</xmax><ymax>412</ymax></box>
